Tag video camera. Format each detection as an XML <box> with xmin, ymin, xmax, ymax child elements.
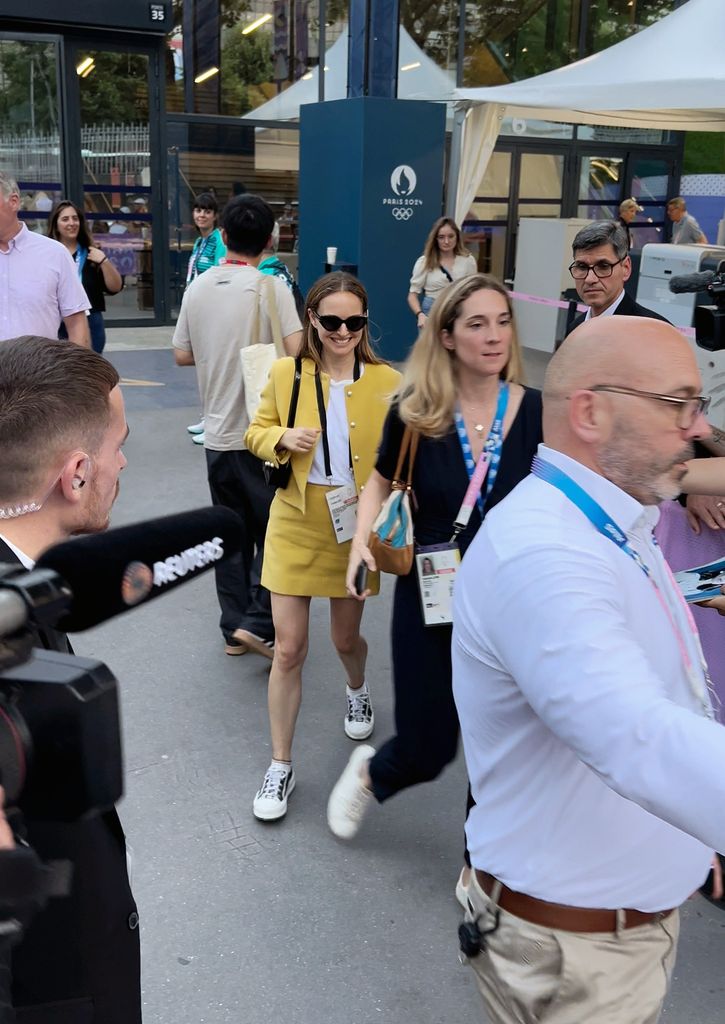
<box><xmin>669</xmin><ymin>260</ymin><xmax>725</xmax><ymax>350</ymax></box>
<box><xmin>0</xmin><ymin>507</ymin><xmax>241</xmax><ymax>960</ymax></box>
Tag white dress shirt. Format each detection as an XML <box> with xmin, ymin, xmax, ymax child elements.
<box><xmin>583</xmin><ymin>289</ymin><xmax>626</xmax><ymax>321</ymax></box>
<box><xmin>452</xmin><ymin>444</ymin><xmax>723</xmax><ymax>912</ymax></box>
<box><xmin>0</xmin><ymin>224</ymin><xmax>90</xmax><ymax>341</ymax></box>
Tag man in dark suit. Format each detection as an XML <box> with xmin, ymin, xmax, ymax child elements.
<box><xmin>0</xmin><ymin>336</ymin><xmax>140</xmax><ymax>1023</ymax></box>
<box><xmin>564</xmin><ymin>220</ymin><xmax>668</xmax><ymax>338</ymax></box>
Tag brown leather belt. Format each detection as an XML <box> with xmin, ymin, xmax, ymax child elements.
<box><xmin>475</xmin><ymin>871</ymin><xmax>675</xmax><ymax>934</ymax></box>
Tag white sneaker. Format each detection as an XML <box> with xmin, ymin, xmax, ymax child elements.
<box><xmin>187</xmin><ymin>417</ymin><xmax>205</xmax><ymax>434</ymax></box>
<box><xmin>191</xmin><ymin>431</ymin><xmax>205</xmax><ymax>445</ymax></box>
<box><xmin>253</xmin><ymin>764</ymin><xmax>295</xmax><ymax>821</ymax></box>
<box><xmin>327</xmin><ymin>745</ymin><xmax>375</xmax><ymax>839</ymax></box>
<box><xmin>344</xmin><ymin>688</ymin><xmax>374</xmax><ymax>740</ymax></box>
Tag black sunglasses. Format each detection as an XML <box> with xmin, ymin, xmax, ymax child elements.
<box><xmin>314</xmin><ymin>313</ymin><xmax>368</xmax><ymax>332</ymax></box>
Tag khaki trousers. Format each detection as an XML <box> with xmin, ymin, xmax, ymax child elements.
<box><xmin>465</xmin><ymin>873</ymin><xmax>680</xmax><ymax>1024</ymax></box>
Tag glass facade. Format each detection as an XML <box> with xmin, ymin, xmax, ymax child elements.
<box><xmin>0</xmin><ymin>0</ymin><xmax>691</xmax><ymax>327</ymax></box>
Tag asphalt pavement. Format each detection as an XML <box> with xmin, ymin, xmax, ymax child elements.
<box><xmin>67</xmin><ymin>339</ymin><xmax>725</xmax><ymax>1023</ymax></box>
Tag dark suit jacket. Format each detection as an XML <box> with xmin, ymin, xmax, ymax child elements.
<box><xmin>565</xmin><ymin>290</ymin><xmax>670</xmax><ymax>337</ymax></box>
<box><xmin>0</xmin><ymin>540</ymin><xmax>141</xmax><ymax>1024</ymax></box>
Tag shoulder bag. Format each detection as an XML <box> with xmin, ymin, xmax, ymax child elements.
<box><xmin>368</xmin><ymin>426</ymin><xmax>419</xmax><ymax>575</ymax></box>
<box><xmin>241</xmin><ymin>274</ymin><xmax>286</xmax><ymax>421</ymax></box>
<box><xmin>263</xmin><ymin>357</ymin><xmax>302</xmax><ymax>490</ymax></box>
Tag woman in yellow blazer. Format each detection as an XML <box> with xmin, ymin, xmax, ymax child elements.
<box><xmin>245</xmin><ymin>272</ymin><xmax>400</xmax><ymax>821</ymax></box>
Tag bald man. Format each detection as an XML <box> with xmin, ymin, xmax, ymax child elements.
<box><xmin>451</xmin><ymin>316</ymin><xmax>725</xmax><ymax>1024</ymax></box>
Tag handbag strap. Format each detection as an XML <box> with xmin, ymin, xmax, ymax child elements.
<box><xmin>286</xmin><ymin>357</ymin><xmax>302</xmax><ymax>429</ymax></box>
<box><xmin>392</xmin><ymin>425</ymin><xmax>419</xmax><ymax>489</ymax></box>
<box><xmin>251</xmin><ymin>274</ymin><xmax>285</xmax><ymax>357</ymax></box>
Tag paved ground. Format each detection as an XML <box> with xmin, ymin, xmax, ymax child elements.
<box><xmin>67</xmin><ymin>340</ymin><xmax>725</xmax><ymax>1023</ymax></box>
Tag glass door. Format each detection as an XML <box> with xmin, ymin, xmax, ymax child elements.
<box><xmin>0</xmin><ymin>36</ymin><xmax>63</xmax><ymax>231</ymax></box>
<box><xmin>66</xmin><ymin>39</ymin><xmax>164</xmax><ymax>323</ymax></box>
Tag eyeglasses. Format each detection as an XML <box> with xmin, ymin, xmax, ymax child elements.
<box><xmin>314</xmin><ymin>313</ymin><xmax>368</xmax><ymax>332</ymax></box>
<box><xmin>589</xmin><ymin>384</ymin><xmax>710</xmax><ymax>428</ymax></box>
<box><xmin>569</xmin><ymin>258</ymin><xmax>625</xmax><ymax>280</ymax></box>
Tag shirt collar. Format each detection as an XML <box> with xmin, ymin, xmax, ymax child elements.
<box><xmin>583</xmin><ymin>289</ymin><xmax>626</xmax><ymax>321</ymax></box>
<box><xmin>536</xmin><ymin>443</ymin><xmax>660</xmax><ymax>535</ymax></box>
<box><xmin>5</xmin><ymin>222</ymin><xmax>29</xmax><ymax>251</ymax></box>
<box><xmin>0</xmin><ymin>533</ymin><xmax>34</xmax><ymax>569</ymax></box>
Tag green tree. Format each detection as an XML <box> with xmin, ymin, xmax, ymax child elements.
<box><xmin>0</xmin><ymin>41</ymin><xmax>58</xmax><ymax>134</ymax></box>
<box><xmin>220</xmin><ymin>27</ymin><xmax>274</xmax><ymax>115</ymax></box>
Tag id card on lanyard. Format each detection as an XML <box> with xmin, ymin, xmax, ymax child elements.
<box><xmin>415</xmin><ymin>382</ymin><xmax>510</xmax><ymax>626</ymax></box>
<box><xmin>315</xmin><ymin>357</ymin><xmax>361</xmax><ymax>544</ymax></box>
<box><xmin>531</xmin><ymin>454</ymin><xmax>716</xmax><ymax>720</ymax></box>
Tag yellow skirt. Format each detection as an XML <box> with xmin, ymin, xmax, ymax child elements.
<box><xmin>262</xmin><ymin>484</ymin><xmax>380</xmax><ymax>598</ymax></box>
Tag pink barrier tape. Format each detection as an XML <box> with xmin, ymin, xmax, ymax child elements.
<box><xmin>508</xmin><ymin>289</ymin><xmax>588</xmax><ymax>313</ymax></box>
<box><xmin>509</xmin><ymin>289</ymin><xmax>697</xmax><ymax>340</ymax></box>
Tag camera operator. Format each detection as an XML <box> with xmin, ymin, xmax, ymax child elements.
<box><xmin>0</xmin><ymin>337</ymin><xmax>140</xmax><ymax>1022</ymax></box>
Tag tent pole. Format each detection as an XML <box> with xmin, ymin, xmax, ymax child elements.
<box><xmin>446</xmin><ymin>104</ymin><xmax>467</xmax><ymax>218</ymax></box>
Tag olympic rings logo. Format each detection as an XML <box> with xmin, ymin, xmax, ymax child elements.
<box><xmin>392</xmin><ymin>208</ymin><xmax>413</xmax><ymax>221</ymax></box>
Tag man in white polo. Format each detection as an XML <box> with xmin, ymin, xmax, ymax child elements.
<box><xmin>453</xmin><ymin>315</ymin><xmax>724</xmax><ymax>1023</ymax></box>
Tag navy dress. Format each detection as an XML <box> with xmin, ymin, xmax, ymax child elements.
<box><xmin>369</xmin><ymin>388</ymin><xmax>543</xmax><ymax>805</ymax></box>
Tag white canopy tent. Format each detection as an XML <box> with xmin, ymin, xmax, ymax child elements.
<box><xmin>247</xmin><ymin>27</ymin><xmax>457</xmax><ymax>122</ymax></box>
<box><xmin>451</xmin><ymin>0</ymin><xmax>725</xmax><ymax>223</ymax></box>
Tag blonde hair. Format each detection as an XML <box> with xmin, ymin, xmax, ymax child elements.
<box><xmin>297</xmin><ymin>271</ymin><xmax>385</xmax><ymax>370</ymax></box>
<box><xmin>422</xmin><ymin>217</ymin><xmax>469</xmax><ymax>272</ymax></box>
<box><xmin>397</xmin><ymin>274</ymin><xmax>525</xmax><ymax>438</ymax></box>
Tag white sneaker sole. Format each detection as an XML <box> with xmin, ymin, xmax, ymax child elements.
<box><xmin>253</xmin><ymin>774</ymin><xmax>296</xmax><ymax>821</ymax></box>
<box><xmin>344</xmin><ymin>714</ymin><xmax>375</xmax><ymax>741</ymax></box>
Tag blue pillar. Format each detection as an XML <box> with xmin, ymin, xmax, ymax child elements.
<box><xmin>299</xmin><ymin>97</ymin><xmax>446</xmax><ymax>362</ymax></box>
<box><xmin>348</xmin><ymin>0</ymin><xmax>400</xmax><ymax>98</ymax></box>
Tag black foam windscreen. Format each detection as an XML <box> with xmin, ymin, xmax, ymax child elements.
<box><xmin>668</xmin><ymin>270</ymin><xmax>715</xmax><ymax>294</ymax></box>
<box><xmin>36</xmin><ymin>507</ymin><xmax>243</xmax><ymax>632</ymax></box>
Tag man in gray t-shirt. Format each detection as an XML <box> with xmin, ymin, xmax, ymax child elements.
<box><xmin>667</xmin><ymin>196</ymin><xmax>707</xmax><ymax>245</ymax></box>
<box><xmin>174</xmin><ymin>195</ymin><xmax>302</xmax><ymax>657</ymax></box>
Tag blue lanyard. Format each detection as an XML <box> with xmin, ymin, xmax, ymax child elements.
<box><xmin>531</xmin><ymin>455</ymin><xmax>650</xmax><ymax>575</ymax></box>
<box><xmin>75</xmin><ymin>246</ymin><xmax>88</xmax><ymax>280</ymax></box>
<box><xmin>186</xmin><ymin>233</ymin><xmax>213</xmax><ymax>284</ymax></box>
<box><xmin>454</xmin><ymin>382</ymin><xmax>509</xmax><ymax>516</ymax></box>
<box><xmin>531</xmin><ymin>453</ymin><xmax>714</xmax><ymax>717</ymax></box>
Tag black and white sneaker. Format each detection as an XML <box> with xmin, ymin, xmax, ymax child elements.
<box><xmin>253</xmin><ymin>764</ymin><xmax>295</xmax><ymax>821</ymax></box>
<box><xmin>344</xmin><ymin>688</ymin><xmax>374</xmax><ymax>740</ymax></box>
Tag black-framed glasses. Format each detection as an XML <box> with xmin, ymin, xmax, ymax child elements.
<box><xmin>589</xmin><ymin>384</ymin><xmax>710</xmax><ymax>428</ymax></box>
<box><xmin>314</xmin><ymin>313</ymin><xmax>368</xmax><ymax>332</ymax></box>
<box><xmin>569</xmin><ymin>258</ymin><xmax>625</xmax><ymax>280</ymax></box>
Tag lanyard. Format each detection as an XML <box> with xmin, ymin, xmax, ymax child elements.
<box><xmin>531</xmin><ymin>454</ymin><xmax>715</xmax><ymax>719</ymax></box>
<box><xmin>75</xmin><ymin>246</ymin><xmax>88</xmax><ymax>280</ymax></box>
<box><xmin>186</xmin><ymin>234</ymin><xmax>217</xmax><ymax>284</ymax></box>
<box><xmin>314</xmin><ymin>354</ymin><xmax>360</xmax><ymax>481</ymax></box>
<box><xmin>452</xmin><ymin>381</ymin><xmax>509</xmax><ymax>533</ymax></box>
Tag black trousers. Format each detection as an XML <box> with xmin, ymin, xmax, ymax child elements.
<box><xmin>368</xmin><ymin>572</ymin><xmax>474</xmax><ymax>862</ymax></box>
<box><xmin>205</xmin><ymin>448</ymin><xmax>274</xmax><ymax>642</ymax></box>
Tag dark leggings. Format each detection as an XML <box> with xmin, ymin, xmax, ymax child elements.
<box><xmin>368</xmin><ymin>571</ymin><xmax>472</xmax><ymax>865</ymax></box>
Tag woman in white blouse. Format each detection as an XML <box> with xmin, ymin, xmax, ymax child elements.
<box><xmin>407</xmin><ymin>217</ymin><xmax>477</xmax><ymax>331</ymax></box>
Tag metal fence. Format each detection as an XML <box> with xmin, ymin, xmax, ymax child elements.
<box><xmin>0</xmin><ymin>124</ymin><xmax>151</xmax><ymax>181</ymax></box>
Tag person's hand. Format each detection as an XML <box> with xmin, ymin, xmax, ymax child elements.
<box><xmin>416</xmin><ymin>312</ymin><xmax>427</xmax><ymax>330</ymax></box>
<box><xmin>277</xmin><ymin>427</ymin><xmax>319</xmax><ymax>453</ymax></box>
<box><xmin>698</xmin><ymin>585</ymin><xmax>725</xmax><ymax>616</ymax></box>
<box><xmin>0</xmin><ymin>787</ymin><xmax>15</xmax><ymax>849</ymax></box>
<box><xmin>685</xmin><ymin>494</ymin><xmax>725</xmax><ymax>535</ymax></box>
<box><xmin>87</xmin><ymin>246</ymin><xmax>107</xmax><ymax>265</ymax></box>
<box><xmin>345</xmin><ymin>536</ymin><xmax>377</xmax><ymax>600</ymax></box>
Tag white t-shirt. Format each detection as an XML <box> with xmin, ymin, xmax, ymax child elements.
<box><xmin>172</xmin><ymin>264</ymin><xmax>301</xmax><ymax>451</ymax></box>
<box><xmin>308</xmin><ymin>368</ymin><xmax>365</xmax><ymax>486</ymax></box>
<box><xmin>409</xmin><ymin>253</ymin><xmax>477</xmax><ymax>298</ymax></box>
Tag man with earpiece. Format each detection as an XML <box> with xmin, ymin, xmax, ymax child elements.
<box><xmin>0</xmin><ymin>337</ymin><xmax>140</xmax><ymax>1024</ymax></box>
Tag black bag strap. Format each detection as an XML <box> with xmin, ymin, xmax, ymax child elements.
<box><xmin>286</xmin><ymin>357</ymin><xmax>302</xmax><ymax>429</ymax></box>
<box><xmin>439</xmin><ymin>264</ymin><xmax>453</xmax><ymax>283</ymax></box>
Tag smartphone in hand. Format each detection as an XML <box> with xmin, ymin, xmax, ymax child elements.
<box><xmin>354</xmin><ymin>562</ymin><xmax>369</xmax><ymax>596</ymax></box>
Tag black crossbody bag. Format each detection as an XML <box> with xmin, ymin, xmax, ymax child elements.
<box><xmin>263</xmin><ymin>357</ymin><xmax>302</xmax><ymax>490</ymax></box>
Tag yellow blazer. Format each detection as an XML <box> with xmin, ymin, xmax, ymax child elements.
<box><xmin>245</xmin><ymin>356</ymin><xmax>401</xmax><ymax>514</ymax></box>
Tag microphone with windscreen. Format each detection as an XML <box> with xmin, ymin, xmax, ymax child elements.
<box><xmin>34</xmin><ymin>506</ymin><xmax>242</xmax><ymax>632</ymax></box>
<box><xmin>669</xmin><ymin>270</ymin><xmax>715</xmax><ymax>294</ymax></box>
